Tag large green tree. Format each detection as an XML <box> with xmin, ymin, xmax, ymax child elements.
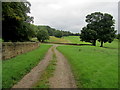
<box><xmin>36</xmin><ymin>29</ymin><xmax>49</xmax><ymax>42</ymax></box>
<box><xmin>80</xmin><ymin>27</ymin><xmax>97</xmax><ymax>46</ymax></box>
<box><xmin>80</xmin><ymin>12</ymin><xmax>116</xmax><ymax>47</ymax></box>
<box><xmin>2</xmin><ymin>2</ymin><xmax>34</xmax><ymax>41</ymax></box>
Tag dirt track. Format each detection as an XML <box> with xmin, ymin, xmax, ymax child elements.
<box><xmin>13</xmin><ymin>45</ymin><xmax>54</xmax><ymax>88</ymax></box>
<box><xmin>13</xmin><ymin>45</ymin><xmax>77</xmax><ymax>88</ymax></box>
<box><xmin>49</xmin><ymin>45</ymin><xmax>77</xmax><ymax>88</ymax></box>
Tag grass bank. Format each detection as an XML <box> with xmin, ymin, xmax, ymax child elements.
<box><xmin>57</xmin><ymin>43</ymin><xmax>118</xmax><ymax>88</ymax></box>
<box><xmin>2</xmin><ymin>44</ymin><xmax>52</xmax><ymax>88</ymax></box>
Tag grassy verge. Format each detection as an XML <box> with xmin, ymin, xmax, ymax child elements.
<box><xmin>33</xmin><ymin>48</ymin><xmax>57</xmax><ymax>88</ymax></box>
<box><xmin>2</xmin><ymin>44</ymin><xmax>52</xmax><ymax>88</ymax></box>
<box><xmin>57</xmin><ymin>45</ymin><xmax>118</xmax><ymax>88</ymax></box>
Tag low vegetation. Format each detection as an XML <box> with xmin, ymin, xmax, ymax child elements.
<box><xmin>2</xmin><ymin>44</ymin><xmax>52</xmax><ymax>88</ymax></box>
<box><xmin>57</xmin><ymin>40</ymin><xmax>118</xmax><ymax>88</ymax></box>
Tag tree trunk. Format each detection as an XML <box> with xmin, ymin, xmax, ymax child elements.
<box><xmin>100</xmin><ymin>41</ymin><xmax>104</xmax><ymax>47</ymax></box>
<box><xmin>92</xmin><ymin>40</ymin><xmax>96</xmax><ymax>46</ymax></box>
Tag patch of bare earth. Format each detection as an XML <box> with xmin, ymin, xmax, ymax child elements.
<box><xmin>13</xmin><ymin>45</ymin><xmax>55</xmax><ymax>88</ymax></box>
<box><xmin>49</xmin><ymin>45</ymin><xmax>77</xmax><ymax>88</ymax></box>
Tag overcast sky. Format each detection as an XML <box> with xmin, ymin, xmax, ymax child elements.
<box><xmin>28</xmin><ymin>0</ymin><xmax>119</xmax><ymax>33</ymax></box>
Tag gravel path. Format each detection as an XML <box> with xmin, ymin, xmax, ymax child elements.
<box><xmin>13</xmin><ymin>44</ymin><xmax>77</xmax><ymax>88</ymax></box>
<box><xmin>13</xmin><ymin>45</ymin><xmax>55</xmax><ymax>88</ymax></box>
<box><xmin>49</xmin><ymin>45</ymin><xmax>77</xmax><ymax>88</ymax></box>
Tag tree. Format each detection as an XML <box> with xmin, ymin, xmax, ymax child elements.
<box><xmin>36</xmin><ymin>29</ymin><xmax>49</xmax><ymax>42</ymax></box>
<box><xmin>74</xmin><ymin>33</ymin><xmax>80</xmax><ymax>36</ymax></box>
<box><xmin>37</xmin><ymin>26</ymin><xmax>53</xmax><ymax>36</ymax></box>
<box><xmin>97</xmin><ymin>13</ymin><xmax>116</xmax><ymax>47</ymax></box>
<box><xmin>2</xmin><ymin>2</ymin><xmax>34</xmax><ymax>42</ymax></box>
<box><xmin>54</xmin><ymin>30</ymin><xmax>63</xmax><ymax>38</ymax></box>
<box><xmin>80</xmin><ymin>12</ymin><xmax>116</xmax><ymax>47</ymax></box>
<box><xmin>80</xmin><ymin>27</ymin><xmax>97</xmax><ymax>46</ymax></box>
<box><xmin>117</xmin><ymin>34</ymin><xmax>120</xmax><ymax>39</ymax></box>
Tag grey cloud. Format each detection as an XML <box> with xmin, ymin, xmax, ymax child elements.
<box><xmin>29</xmin><ymin>0</ymin><xmax>118</xmax><ymax>33</ymax></box>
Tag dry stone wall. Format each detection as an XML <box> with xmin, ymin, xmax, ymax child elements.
<box><xmin>2</xmin><ymin>42</ymin><xmax>39</xmax><ymax>60</ymax></box>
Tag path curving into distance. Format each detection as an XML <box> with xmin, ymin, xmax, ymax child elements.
<box><xmin>13</xmin><ymin>44</ymin><xmax>77</xmax><ymax>88</ymax></box>
<box><xmin>49</xmin><ymin>45</ymin><xmax>77</xmax><ymax>88</ymax></box>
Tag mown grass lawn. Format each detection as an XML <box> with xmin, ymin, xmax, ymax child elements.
<box><xmin>57</xmin><ymin>40</ymin><xmax>118</xmax><ymax>88</ymax></box>
<box><xmin>2</xmin><ymin>44</ymin><xmax>52</xmax><ymax>88</ymax></box>
<box><xmin>63</xmin><ymin>36</ymin><xmax>91</xmax><ymax>44</ymax></box>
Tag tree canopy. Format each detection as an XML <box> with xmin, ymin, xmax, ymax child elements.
<box><xmin>2</xmin><ymin>2</ymin><xmax>34</xmax><ymax>42</ymax></box>
<box><xmin>36</xmin><ymin>29</ymin><xmax>49</xmax><ymax>42</ymax></box>
<box><xmin>80</xmin><ymin>12</ymin><xmax>116</xmax><ymax>47</ymax></box>
<box><xmin>80</xmin><ymin>27</ymin><xmax>97</xmax><ymax>46</ymax></box>
<box><xmin>36</xmin><ymin>25</ymin><xmax>78</xmax><ymax>38</ymax></box>
<box><xmin>54</xmin><ymin>30</ymin><xmax>63</xmax><ymax>38</ymax></box>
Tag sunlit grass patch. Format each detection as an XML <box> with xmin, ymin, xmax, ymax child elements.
<box><xmin>57</xmin><ymin>44</ymin><xmax>118</xmax><ymax>88</ymax></box>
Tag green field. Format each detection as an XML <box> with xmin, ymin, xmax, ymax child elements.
<box><xmin>63</xmin><ymin>36</ymin><xmax>91</xmax><ymax>44</ymax></box>
<box><xmin>57</xmin><ymin>40</ymin><xmax>118</xmax><ymax>88</ymax></box>
<box><xmin>47</xmin><ymin>36</ymin><xmax>90</xmax><ymax>44</ymax></box>
<box><xmin>2</xmin><ymin>44</ymin><xmax>52</xmax><ymax>88</ymax></box>
<box><xmin>63</xmin><ymin>36</ymin><xmax>118</xmax><ymax>48</ymax></box>
<box><xmin>47</xmin><ymin>36</ymin><xmax>69</xmax><ymax>43</ymax></box>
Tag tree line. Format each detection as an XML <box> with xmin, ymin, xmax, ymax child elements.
<box><xmin>2</xmin><ymin>2</ymin><xmax>118</xmax><ymax>47</ymax></box>
<box><xmin>2</xmin><ymin>2</ymin><xmax>34</xmax><ymax>42</ymax></box>
<box><xmin>2</xmin><ymin>2</ymin><xmax>79</xmax><ymax>42</ymax></box>
<box><xmin>36</xmin><ymin>25</ymin><xmax>80</xmax><ymax>42</ymax></box>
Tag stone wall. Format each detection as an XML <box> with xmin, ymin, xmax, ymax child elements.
<box><xmin>2</xmin><ymin>42</ymin><xmax>39</xmax><ymax>60</ymax></box>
